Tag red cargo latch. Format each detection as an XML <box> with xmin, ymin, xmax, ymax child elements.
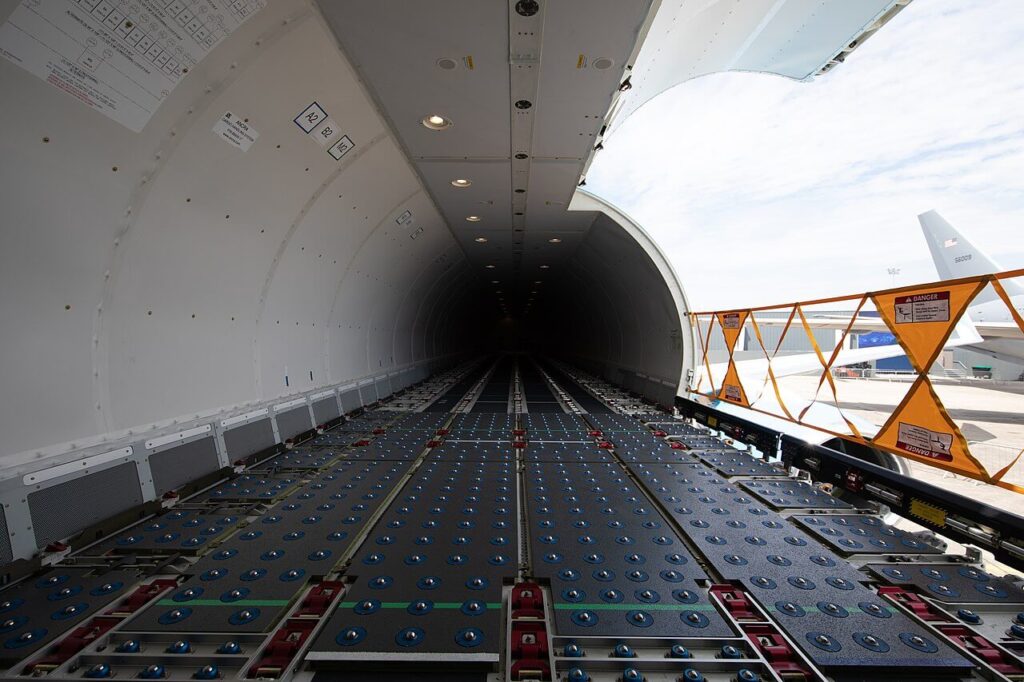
<box><xmin>743</xmin><ymin>625</ymin><xmax>814</xmax><ymax>681</ymax></box>
<box><xmin>588</xmin><ymin>430</ymin><xmax>603</xmax><ymax>437</ymax></box>
<box><xmin>509</xmin><ymin>582</ymin><xmax>551</xmax><ymax>681</ymax></box>
<box><xmin>936</xmin><ymin>625</ymin><xmax>1024</xmax><ymax>676</ymax></box>
<box><xmin>512</xmin><ymin>583</ymin><xmax>544</xmax><ymax>619</ymax></box>
<box><xmin>512</xmin><ymin>429</ymin><xmax>526</xmax><ymax>436</ymax></box>
<box><xmin>295</xmin><ymin>581</ymin><xmax>343</xmax><ymax>618</ymax></box>
<box><xmin>373</xmin><ymin>427</ymin><xmax>386</xmax><ymax>435</ymax></box>
<box><xmin>513</xmin><ymin>440</ymin><xmax>527</xmax><ymax>449</ymax></box>
<box><xmin>670</xmin><ymin>441</ymin><xmax>687</xmax><ymax>450</ymax></box>
<box><xmin>107</xmin><ymin>579</ymin><xmax>177</xmax><ymax>616</ymax></box>
<box><xmin>353</xmin><ymin>439</ymin><xmax>370</xmax><ymax>447</ymax></box>
<box><xmin>598</xmin><ymin>441</ymin><xmax>614</xmax><ymax>449</ymax></box>
<box><xmin>878</xmin><ymin>586</ymin><xmax>943</xmax><ymax>621</ymax></box>
<box><xmin>248</xmin><ymin>619</ymin><xmax>316</xmax><ymax>679</ymax></box>
<box><xmin>427</xmin><ymin>439</ymin><xmax>442</xmax><ymax>448</ymax></box>
<box><xmin>24</xmin><ymin>615</ymin><xmax>121</xmax><ymax>673</ymax></box>
<box><xmin>710</xmin><ymin>585</ymin><xmax>758</xmax><ymax>621</ymax></box>
<box><xmin>652</xmin><ymin>429</ymin><xmax>667</xmax><ymax>437</ymax></box>
<box><xmin>436</xmin><ymin>428</ymin><xmax>449</xmax><ymax>436</ymax></box>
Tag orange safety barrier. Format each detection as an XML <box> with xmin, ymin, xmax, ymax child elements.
<box><xmin>688</xmin><ymin>268</ymin><xmax>1024</xmax><ymax>494</ymax></box>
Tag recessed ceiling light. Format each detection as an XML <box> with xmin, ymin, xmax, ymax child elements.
<box><xmin>466</xmin><ymin>215</ymin><xmax>481</xmax><ymax>222</ymax></box>
<box><xmin>485</xmin><ymin>264</ymin><xmax>495</xmax><ymax>269</ymax></box>
<box><xmin>474</xmin><ymin>237</ymin><xmax>488</xmax><ymax>243</ymax></box>
<box><xmin>451</xmin><ymin>178</ymin><xmax>471</xmax><ymax>188</ymax></box>
<box><xmin>491</xmin><ymin>280</ymin><xmax>499</xmax><ymax>284</ymax></box>
<box><xmin>548</xmin><ymin>238</ymin><xmax>562</xmax><ymax>243</ymax></box>
<box><xmin>539</xmin><ymin>265</ymin><xmax>550</xmax><ymax>269</ymax></box>
<box><xmin>534</xmin><ymin>280</ymin><xmax>542</xmax><ymax>284</ymax></box>
<box><xmin>421</xmin><ymin>114</ymin><xmax>453</xmax><ymax>130</ymax></box>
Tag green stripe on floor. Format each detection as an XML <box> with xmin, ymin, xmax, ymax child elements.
<box><xmin>552</xmin><ymin>603</ymin><xmax>717</xmax><ymax>611</ymax></box>
<box><xmin>338</xmin><ymin>601</ymin><xmax>502</xmax><ymax>609</ymax></box>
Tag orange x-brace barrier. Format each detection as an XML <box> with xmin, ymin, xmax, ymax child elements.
<box><xmin>689</xmin><ymin>268</ymin><xmax>1024</xmax><ymax>494</ymax></box>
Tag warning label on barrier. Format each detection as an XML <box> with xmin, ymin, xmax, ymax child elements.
<box><xmin>722</xmin><ymin>312</ymin><xmax>741</xmax><ymax>329</ymax></box>
<box><xmin>722</xmin><ymin>384</ymin><xmax>743</xmax><ymax>403</ymax></box>
<box><xmin>896</xmin><ymin>422</ymin><xmax>953</xmax><ymax>461</ymax></box>
<box><xmin>894</xmin><ymin>291</ymin><xmax>950</xmax><ymax>324</ymax></box>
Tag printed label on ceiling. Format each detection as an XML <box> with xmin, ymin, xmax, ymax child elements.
<box><xmin>896</xmin><ymin>422</ymin><xmax>953</xmax><ymax>462</ymax></box>
<box><xmin>212</xmin><ymin>111</ymin><xmax>257</xmax><ymax>151</ymax></box>
<box><xmin>327</xmin><ymin>134</ymin><xmax>354</xmax><ymax>161</ymax></box>
<box><xmin>894</xmin><ymin>291</ymin><xmax>950</xmax><ymax>324</ymax></box>
<box><xmin>0</xmin><ymin>0</ymin><xmax>266</xmax><ymax>132</ymax></box>
<box><xmin>294</xmin><ymin>101</ymin><xmax>327</xmax><ymax>133</ymax></box>
<box><xmin>311</xmin><ymin>118</ymin><xmax>339</xmax><ymax>147</ymax></box>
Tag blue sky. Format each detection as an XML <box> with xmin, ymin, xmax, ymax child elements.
<box><xmin>588</xmin><ymin>0</ymin><xmax>1024</xmax><ymax>311</ymax></box>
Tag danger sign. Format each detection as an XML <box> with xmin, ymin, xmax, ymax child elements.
<box><xmin>894</xmin><ymin>291</ymin><xmax>950</xmax><ymax>324</ymax></box>
<box><xmin>722</xmin><ymin>384</ymin><xmax>743</xmax><ymax>403</ymax></box>
<box><xmin>896</xmin><ymin>422</ymin><xmax>953</xmax><ymax>462</ymax></box>
<box><xmin>722</xmin><ymin>313</ymin><xmax>742</xmax><ymax>329</ymax></box>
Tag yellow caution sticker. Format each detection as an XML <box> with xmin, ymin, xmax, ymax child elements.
<box><xmin>910</xmin><ymin>498</ymin><xmax>946</xmax><ymax>527</ymax></box>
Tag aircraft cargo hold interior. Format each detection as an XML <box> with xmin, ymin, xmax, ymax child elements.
<box><xmin>0</xmin><ymin>1</ymin><xmax>1023</xmax><ymax>681</ymax></box>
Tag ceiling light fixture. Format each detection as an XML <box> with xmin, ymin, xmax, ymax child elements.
<box><xmin>450</xmin><ymin>178</ymin><xmax>472</xmax><ymax>188</ymax></box>
<box><xmin>466</xmin><ymin>215</ymin><xmax>481</xmax><ymax>222</ymax></box>
<box><xmin>548</xmin><ymin>238</ymin><xmax>562</xmax><ymax>243</ymax></box>
<box><xmin>421</xmin><ymin>114</ymin><xmax>453</xmax><ymax>130</ymax></box>
<box><xmin>491</xmin><ymin>280</ymin><xmax>499</xmax><ymax>284</ymax></box>
<box><xmin>539</xmin><ymin>265</ymin><xmax>550</xmax><ymax>269</ymax></box>
<box><xmin>474</xmin><ymin>237</ymin><xmax>488</xmax><ymax>243</ymax></box>
<box><xmin>485</xmin><ymin>264</ymin><xmax>496</xmax><ymax>269</ymax></box>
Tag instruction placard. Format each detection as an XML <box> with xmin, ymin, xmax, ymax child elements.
<box><xmin>0</xmin><ymin>0</ymin><xmax>266</xmax><ymax>132</ymax></box>
<box><xmin>896</xmin><ymin>422</ymin><xmax>953</xmax><ymax>461</ymax></box>
<box><xmin>722</xmin><ymin>313</ymin><xmax>741</xmax><ymax>329</ymax></box>
<box><xmin>894</xmin><ymin>291</ymin><xmax>950</xmax><ymax>324</ymax></box>
<box><xmin>212</xmin><ymin>111</ymin><xmax>257</xmax><ymax>151</ymax></box>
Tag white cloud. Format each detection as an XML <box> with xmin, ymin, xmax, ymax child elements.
<box><xmin>588</xmin><ymin>0</ymin><xmax>1024</xmax><ymax>311</ymax></box>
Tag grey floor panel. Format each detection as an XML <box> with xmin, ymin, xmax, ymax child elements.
<box><xmin>625</xmin><ymin>460</ymin><xmax>972</xmax><ymax>672</ymax></box>
<box><xmin>867</xmin><ymin>563</ymin><xmax>1024</xmax><ymax>603</ymax></box>
<box><xmin>0</xmin><ymin>568</ymin><xmax>140</xmax><ymax>664</ymax></box>
<box><xmin>794</xmin><ymin>515</ymin><xmax>944</xmax><ymax>555</ymax></box>
<box><xmin>741</xmin><ymin>479</ymin><xmax>856</xmax><ymax>510</ymax></box>
<box><xmin>523</xmin><ymin>461</ymin><xmax>734</xmax><ymax>639</ymax></box>
<box><xmin>309</xmin><ymin>460</ymin><xmax>517</xmax><ymax>659</ymax></box>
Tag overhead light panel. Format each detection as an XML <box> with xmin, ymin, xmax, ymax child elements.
<box><xmin>421</xmin><ymin>114</ymin><xmax>453</xmax><ymax>131</ymax></box>
<box><xmin>539</xmin><ymin>264</ymin><xmax>549</xmax><ymax>269</ymax></box>
<box><xmin>485</xmin><ymin>264</ymin><xmax>495</xmax><ymax>269</ymax></box>
<box><xmin>451</xmin><ymin>178</ymin><xmax>472</xmax><ymax>188</ymax></box>
<box><xmin>474</xmin><ymin>237</ymin><xmax>488</xmax><ymax>243</ymax></box>
<box><xmin>548</xmin><ymin>238</ymin><xmax>562</xmax><ymax>243</ymax></box>
<box><xmin>466</xmin><ymin>215</ymin><xmax>481</xmax><ymax>222</ymax></box>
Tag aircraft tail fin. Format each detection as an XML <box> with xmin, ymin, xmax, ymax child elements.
<box><xmin>918</xmin><ymin>210</ymin><xmax>1022</xmax><ymax>301</ymax></box>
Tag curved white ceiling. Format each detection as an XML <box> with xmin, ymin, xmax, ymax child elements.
<box><xmin>0</xmin><ymin>0</ymin><xmax>910</xmax><ymax>471</ymax></box>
